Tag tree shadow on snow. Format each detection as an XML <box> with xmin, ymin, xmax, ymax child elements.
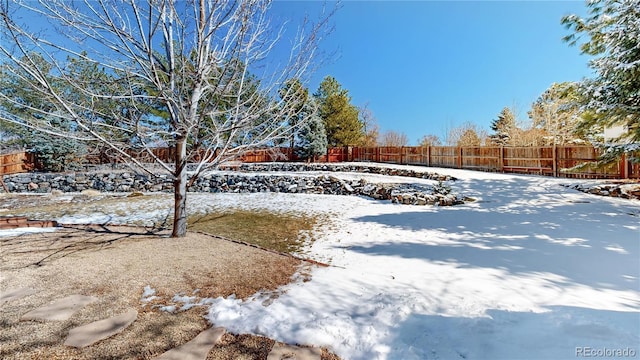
<box><xmin>386</xmin><ymin>305</ymin><xmax>640</xmax><ymax>360</ymax></box>
<box><xmin>349</xmin><ymin>177</ymin><xmax>640</xmax><ymax>292</ymax></box>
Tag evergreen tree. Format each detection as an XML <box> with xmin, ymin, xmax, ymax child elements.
<box><xmin>314</xmin><ymin>76</ymin><xmax>362</xmax><ymax>147</ymax></box>
<box><xmin>562</xmin><ymin>0</ymin><xmax>640</xmax><ymax>143</ymax></box>
<box><xmin>490</xmin><ymin>107</ymin><xmax>516</xmax><ymax>145</ymax></box>
<box><xmin>279</xmin><ymin>78</ymin><xmax>309</xmax><ymax>149</ymax></box>
<box><xmin>0</xmin><ymin>53</ymin><xmax>91</xmax><ymax>170</ymax></box>
<box><xmin>295</xmin><ymin>98</ymin><xmax>327</xmax><ymax>161</ymax></box>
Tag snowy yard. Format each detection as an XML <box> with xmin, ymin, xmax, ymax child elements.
<box><xmin>3</xmin><ymin>164</ymin><xmax>639</xmax><ymax>359</ymax></box>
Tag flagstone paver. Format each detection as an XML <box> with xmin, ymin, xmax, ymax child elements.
<box><xmin>267</xmin><ymin>343</ymin><xmax>322</xmax><ymax>360</ymax></box>
<box><xmin>154</xmin><ymin>326</ymin><xmax>226</xmax><ymax>360</ymax></box>
<box><xmin>0</xmin><ymin>287</ymin><xmax>37</xmax><ymax>304</ymax></box>
<box><xmin>21</xmin><ymin>294</ymin><xmax>98</xmax><ymax>321</ymax></box>
<box><xmin>64</xmin><ymin>309</ymin><xmax>138</xmax><ymax>348</ymax></box>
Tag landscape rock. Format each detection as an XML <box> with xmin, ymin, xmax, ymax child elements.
<box><xmin>563</xmin><ymin>182</ymin><xmax>640</xmax><ymax>200</ymax></box>
<box><xmin>1</xmin><ymin>163</ymin><xmax>466</xmax><ymax>206</ymax></box>
<box><xmin>234</xmin><ymin>162</ymin><xmax>455</xmax><ymax>181</ymax></box>
<box><xmin>620</xmin><ymin>184</ymin><xmax>640</xmax><ymax>198</ymax></box>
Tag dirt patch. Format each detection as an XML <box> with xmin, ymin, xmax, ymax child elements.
<box><xmin>0</xmin><ymin>226</ymin><xmax>336</xmax><ymax>359</ymax></box>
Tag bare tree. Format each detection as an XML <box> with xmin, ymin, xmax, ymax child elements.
<box><xmin>358</xmin><ymin>102</ymin><xmax>379</xmax><ymax>147</ymax></box>
<box><xmin>0</xmin><ymin>0</ymin><xmax>331</xmax><ymax>237</ymax></box>
<box><xmin>379</xmin><ymin>130</ymin><xmax>408</xmax><ymax>147</ymax></box>
<box><xmin>445</xmin><ymin>122</ymin><xmax>487</xmax><ymax>146</ymax></box>
<box><xmin>528</xmin><ymin>82</ymin><xmax>585</xmax><ymax>145</ymax></box>
<box><xmin>511</xmin><ymin>127</ymin><xmax>549</xmax><ymax>147</ymax></box>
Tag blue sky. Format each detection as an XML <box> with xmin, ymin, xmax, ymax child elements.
<box><xmin>272</xmin><ymin>1</ymin><xmax>594</xmax><ymax>145</ymax></box>
<box><xmin>7</xmin><ymin>1</ymin><xmax>593</xmax><ymax>146</ymax></box>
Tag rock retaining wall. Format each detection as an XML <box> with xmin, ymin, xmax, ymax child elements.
<box><xmin>80</xmin><ymin>162</ymin><xmax>456</xmax><ymax>180</ymax></box>
<box><xmin>231</xmin><ymin>163</ymin><xmax>456</xmax><ymax>181</ymax></box>
<box><xmin>1</xmin><ymin>170</ymin><xmax>463</xmax><ymax>206</ymax></box>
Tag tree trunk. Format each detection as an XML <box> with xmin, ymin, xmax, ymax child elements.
<box><xmin>172</xmin><ymin>136</ymin><xmax>188</xmax><ymax>237</ymax></box>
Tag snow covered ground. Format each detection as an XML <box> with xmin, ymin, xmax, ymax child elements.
<box><xmin>202</xmin><ymin>168</ymin><xmax>640</xmax><ymax>360</ymax></box>
<box><xmin>2</xmin><ymin>164</ymin><xmax>639</xmax><ymax>359</ymax></box>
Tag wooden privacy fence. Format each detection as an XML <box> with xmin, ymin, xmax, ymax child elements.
<box><xmin>0</xmin><ymin>151</ymin><xmax>35</xmax><ymax>175</ymax></box>
<box><xmin>2</xmin><ymin>145</ymin><xmax>638</xmax><ymax>179</ymax></box>
<box><xmin>228</xmin><ymin>147</ymin><xmax>350</xmax><ymax>163</ymax></box>
<box><xmin>85</xmin><ymin>147</ymin><xmax>296</xmax><ymax>164</ymax></box>
<box><xmin>351</xmin><ymin>145</ymin><xmax>639</xmax><ymax>179</ymax></box>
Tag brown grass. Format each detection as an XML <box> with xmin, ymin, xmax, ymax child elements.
<box><xmin>0</xmin><ymin>226</ymin><xmax>339</xmax><ymax>359</ymax></box>
<box><xmin>188</xmin><ymin>210</ymin><xmax>319</xmax><ymax>254</ymax></box>
<box><xmin>0</xmin><ymin>193</ymin><xmax>169</xmax><ymax>222</ymax></box>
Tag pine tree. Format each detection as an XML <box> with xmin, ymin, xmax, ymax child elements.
<box><xmin>562</xmin><ymin>0</ymin><xmax>640</xmax><ymax>143</ymax></box>
<box><xmin>279</xmin><ymin>78</ymin><xmax>308</xmax><ymax>149</ymax></box>
<box><xmin>314</xmin><ymin>76</ymin><xmax>363</xmax><ymax>147</ymax></box>
<box><xmin>295</xmin><ymin>99</ymin><xmax>327</xmax><ymax>161</ymax></box>
<box><xmin>0</xmin><ymin>53</ymin><xmax>90</xmax><ymax>170</ymax></box>
<box><xmin>490</xmin><ymin>107</ymin><xmax>516</xmax><ymax>145</ymax></box>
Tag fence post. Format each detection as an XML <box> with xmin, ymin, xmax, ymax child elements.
<box><xmin>499</xmin><ymin>146</ymin><xmax>505</xmax><ymax>173</ymax></box>
<box><xmin>619</xmin><ymin>153</ymin><xmax>628</xmax><ymax>179</ymax></box>
<box><xmin>375</xmin><ymin>147</ymin><xmax>380</xmax><ymax>163</ymax></box>
<box><xmin>427</xmin><ymin>146</ymin><xmax>431</xmax><ymax>167</ymax></box>
<box><xmin>399</xmin><ymin>146</ymin><xmax>404</xmax><ymax>165</ymax></box>
<box><xmin>457</xmin><ymin>147</ymin><xmax>462</xmax><ymax>169</ymax></box>
<box><xmin>552</xmin><ymin>145</ymin><xmax>558</xmax><ymax>177</ymax></box>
